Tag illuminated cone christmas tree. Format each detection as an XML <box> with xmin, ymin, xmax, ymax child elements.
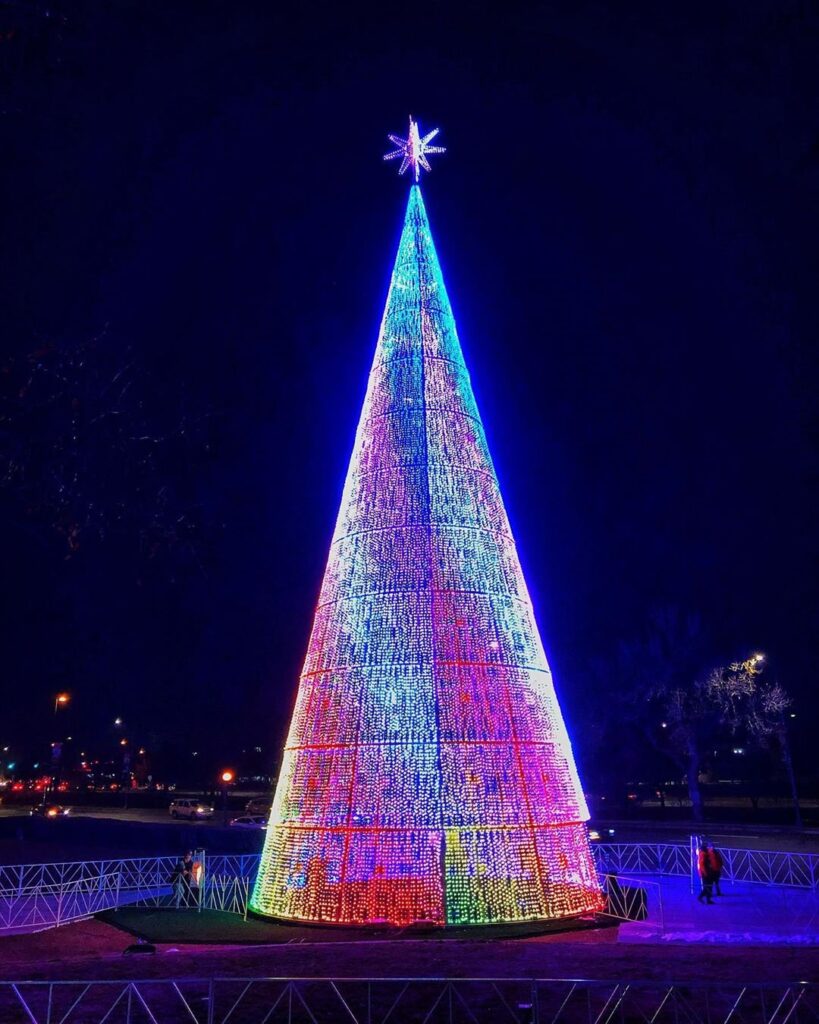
<box><xmin>250</xmin><ymin>120</ymin><xmax>603</xmax><ymax>926</ymax></box>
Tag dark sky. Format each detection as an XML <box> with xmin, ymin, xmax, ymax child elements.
<box><xmin>2</xmin><ymin>1</ymin><xmax>817</xmax><ymax>777</ymax></box>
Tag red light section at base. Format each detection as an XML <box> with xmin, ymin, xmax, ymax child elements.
<box><xmin>250</xmin><ymin>185</ymin><xmax>604</xmax><ymax>926</ymax></box>
<box><xmin>256</xmin><ymin>821</ymin><xmax>599</xmax><ymax>926</ymax></box>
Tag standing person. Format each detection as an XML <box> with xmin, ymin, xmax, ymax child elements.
<box><xmin>697</xmin><ymin>842</ymin><xmax>715</xmax><ymax>904</ymax></box>
<box><xmin>706</xmin><ymin>842</ymin><xmax>724</xmax><ymax>896</ymax></box>
<box><xmin>172</xmin><ymin>851</ymin><xmax>195</xmax><ymax>908</ymax></box>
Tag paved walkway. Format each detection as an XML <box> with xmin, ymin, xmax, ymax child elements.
<box><xmin>618</xmin><ymin>874</ymin><xmax>819</xmax><ymax>944</ymax></box>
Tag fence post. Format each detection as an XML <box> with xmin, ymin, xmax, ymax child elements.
<box><xmin>656</xmin><ymin>880</ymin><xmax>664</xmax><ymax>934</ymax></box>
<box><xmin>207</xmin><ymin>976</ymin><xmax>215</xmax><ymax>1024</ymax></box>
<box><xmin>197</xmin><ymin>848</ymin><xmax>206</xmax><ymax>914</ymax></box>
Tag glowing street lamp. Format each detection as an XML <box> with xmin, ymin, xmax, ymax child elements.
<box><xmin>220</xmin><ymin>769</ymin><xmax>235</xmax><ymax>825</ymax></box>
<box><xmin>54</xmin><ymin>692</ymin><xmax>70</xmax><ymax>714</ymax></box>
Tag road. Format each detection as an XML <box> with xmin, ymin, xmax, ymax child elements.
<box><xmin>1</xmin><ymin>805</ymin><xmax>818</xmax><ymax>849</ymax></box>
<box><xmin>0</xmin><ymin>806</ymin><xmax>232</xmax><ymax>827</ymax></box>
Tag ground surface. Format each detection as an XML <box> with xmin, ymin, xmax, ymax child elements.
<box><xmin>0</xmin><ymin>917</ymin><xmax>817</xmax><ymax>984</ymax></box>
<box><xmin>97</xmin><ymin>909</ymin><xmax>612</xmax><ymax>945</ymax></box>
<box><xmin>617</xmin><ymin>876</ymin><xmax>819</xmax><ymax>945</ymax></box>
<box><xmin>2</xmin><ymin>824</ymin><xmax>818</xmax><ymax>991</ymax></box>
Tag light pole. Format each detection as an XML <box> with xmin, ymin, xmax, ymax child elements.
<box><xmin>743</xmin><ymin>652</ymin><xmax>801</xmax><ymax>830</ymax></box>
<box><xmin>220</xmin><ymin>770</ymin><xmax>235</xmax><ymax>826</ymax></box>
<box><xmin>777</xmin><ymin>711</ymin><xmax>802</xmax><ymax>830</ymax></box>
<box><xmin>49</xmin><ymin>693</ymin><xmax>70</xmax><ymax>799</ymax></box>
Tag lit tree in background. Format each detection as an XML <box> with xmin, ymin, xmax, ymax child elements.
<box><xmin>703</xmin><ymin>654</ymin><xmax>800</xmax><ymax>828</ymax></box>
<box><xmin>616</xmin><ymin>608</ymin><xmax>795</xmax><ymax>823</ymax></box>
<box><xmin>250</xmin><ymin>122</ymin><xmax>603</xmax><ymax>927</ymax></box>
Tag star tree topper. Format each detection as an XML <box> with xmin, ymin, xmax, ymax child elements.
<box><xmin>383</xmin><ymin>116</ymin><xmax>446</xmax><ymax>182</ymax></box>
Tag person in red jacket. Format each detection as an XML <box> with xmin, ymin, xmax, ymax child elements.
<box><xmin>697</xmin><ymin>842</ymin><xmax>717</xmax><ymax>904</ymax></box>
<box><xmin>707</xmin><ymin>843</ymin><xmax>724</xmax><ymax>896</ymax></box>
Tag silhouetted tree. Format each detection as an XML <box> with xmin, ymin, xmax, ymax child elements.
<box><xmin>0</xmin><ymin>328</ymin><xmax>218</xmax><ymax>578</ymax></box>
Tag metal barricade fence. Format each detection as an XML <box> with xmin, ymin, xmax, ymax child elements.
<box><xmin>2</xmin><ymin>841</ymin><xmax>818</xmax><ymax>933</ymax></box>
<box><xmin>592</xmin><ymin>843</ymin><xmax>690</xmax><ymax>878</ymax></box>
<box><xmin>0</xmin><ymin>977</ymin><xmax>814</xmax><ymax>1024</ymax></box>
<box><xmin>592</xmin><ymin>842</ymin><xmax>819</xmax><ymax>890</ymax></box>
<box><xmin>0</xmin><ymin>869</ymin><xmax>123</xmax><ymax>934</ymax></box>
<box><xmin>0</xmin><ymin>854</ymin><xmax>257</xmax><ymax>933</ymax></box>
<box><xmin>599</xmin><ymin>873</ymin><xmax>664</xmax><ymax>932</ymax></box>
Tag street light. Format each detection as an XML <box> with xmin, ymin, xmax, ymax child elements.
<box><xmin>220</xmin><ymin>770</ymin><xmax>235</xmax><ymax>825</ymax></box>
<box><xmin>114</xmin><ymin>717</ymin><xmax>123</xmax><ymax>727</ymax></box>
<box><xmin>48</xmin><ymin>694</ymin><xmax>70</xmax><ymax>800</ymax></box>
<box><xmin>776</xmin><ymin>703</ymin><xmax>802</xmax><ymax>830</ymax></box>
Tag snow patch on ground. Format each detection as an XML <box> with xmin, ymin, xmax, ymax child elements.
<box><xmin>659</xmin><ymin>931</ymin><xmax>819</xmax><ymax>945</ymax></box>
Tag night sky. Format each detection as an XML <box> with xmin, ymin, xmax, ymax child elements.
<box><xmin>2</xmin><ymin>2</ymin><xmax>817</xmax><ymax>779</ymax></box>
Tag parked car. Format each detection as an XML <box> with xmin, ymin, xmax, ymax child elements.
<box><xmin>245</xmin><ymin>796</ymin><xmax>272</xmax><ymax>816</ymax></box>
<box><xmin>30</xmin><ymin>804</ymin><xmax>70</xmax><ymax>818</ymax></box>
<box><xmin>229</xmin><ymin>815</ymin><xmax>268</xmax><ymax>830</ymax></box>
<box><xmin>169</xmin><ymin>798</ymin><xmax>214</xmax><ymax>820</ymax></box>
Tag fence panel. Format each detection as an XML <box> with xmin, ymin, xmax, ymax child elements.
<box><xmin>593</xmin><ymin>842</ymin><xmax>819</xmax><ymax>890</ymax></box>
<box><xmin>598</xmin><ymin>873</ymin><xmax>664</xmax><ymax>933</ymax></box>
<box><xmin>0</xmin><ymin>854</ymin><xmax>256</xmax><ymax>932</ymax></box>
<box><xmin>2</xmin><ymin>841</ymin><xmax>817</xmax><ymax>934</ymax></box>
<box><xmin>0</xmin><ymin>977</ymin><xmax>813</xmax><ymax>1024</ymax></box>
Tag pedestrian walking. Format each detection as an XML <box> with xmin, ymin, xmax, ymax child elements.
<box><xmin>706</xmin><ymin>842</ymin><xmax>724</xmax><ymax>896</ymax></box>
<box><xmin>697</xmin><ymin>842</ymin><xmax>716</xmax><ymax>904</ymax></box>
